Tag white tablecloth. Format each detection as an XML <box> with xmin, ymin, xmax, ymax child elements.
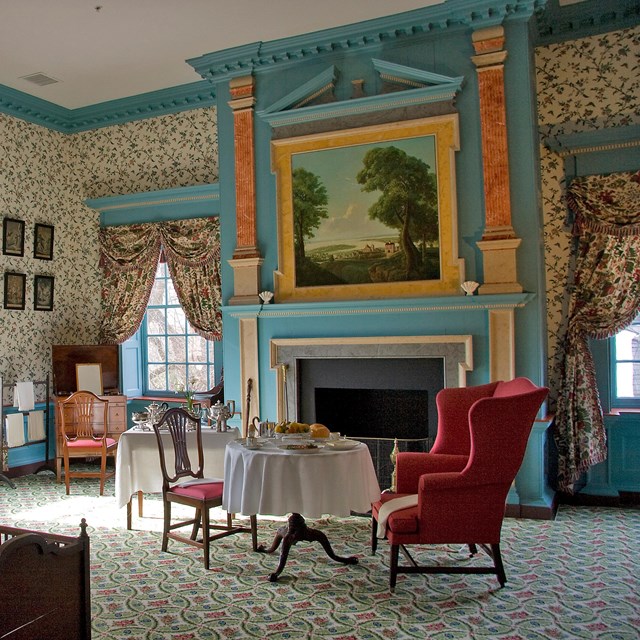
<box><xmin>222</xmin><ymin>440</ymin><xmax>381</xmax><ymax>519</ymax></box>
<box><xmin>115</xmin><ymin>427</ymin><xmax>239</xmax><ymax>508</ymax></box>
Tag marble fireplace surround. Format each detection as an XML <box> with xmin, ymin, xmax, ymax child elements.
<box><xmin>269</xmin><ymin>335</ymin><xmax>473</xmax><ymax>423</ymax></box>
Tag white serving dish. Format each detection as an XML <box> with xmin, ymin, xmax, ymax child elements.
<box><xmin>325</xmin><ymin>439</ymin><xmax>360</xmax><ymax>451</ymax></box>
<box><xmin>276</xmin><ymin>442</ymin><xmax>323</xmax><ymax>453</ymax></box>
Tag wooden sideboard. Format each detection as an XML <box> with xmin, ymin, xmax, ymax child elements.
<box><xmin>54</xmin><ymin>394</ymin><xmax>127</xmax><ymax>483</ymax></box>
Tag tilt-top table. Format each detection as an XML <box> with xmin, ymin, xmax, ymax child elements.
<box><xmin>222</xmin><ymin>439</ymin><xmax>381</xmax><ymax>581</ymax></box>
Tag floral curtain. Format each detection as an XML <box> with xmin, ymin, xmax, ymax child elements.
<box><xmin>555</xmin><ymin>170</ymin><xmax>640</xmax><ymax>493</ymax></box>
<box><xmin>99</xmin><ymin>217</ymin><xmax>222</xmax><ymax>344</ymax></box>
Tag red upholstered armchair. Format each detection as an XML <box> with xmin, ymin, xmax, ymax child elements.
<box><xmin>372</xmin><ymin>377</ymin><xmax>548</xmax><ymax>590</ymax></box>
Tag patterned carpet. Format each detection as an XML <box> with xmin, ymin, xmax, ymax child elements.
<box><xmin>1</xmin><ymin>471</ymin><xmax>639</xmax><ymax>640</ymax></box>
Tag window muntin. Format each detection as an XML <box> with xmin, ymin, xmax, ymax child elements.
<box><xmin>143</xmin><ymin>262</ymin><xmax>215</xmax><ymax>395</ymax></box>
<box><xmin>611</xmin><ymin>312</ymin><xmax>640</xmax><ymax>407</ymax></box>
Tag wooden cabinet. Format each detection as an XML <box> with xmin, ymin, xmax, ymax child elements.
<box><xmin>54</xmin><ymin>394</ymin><xmax>127</xmax><ymax>483</ymax></box>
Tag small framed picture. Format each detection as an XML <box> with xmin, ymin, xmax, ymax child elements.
<box><xmin>34</xmin><ymin>274</ymin><xmax>54</xmax><ymax>311</ymax></box>
<box><xmin>4</xmin><ymin>272</ymin><xmax>26</xmax><ymax>310</ymax></box>
<box><xmin>34</xmin><ymin>223</ymin><xmax>54</xmax><ymax>260</ymax></box>
<box><xmin>2</xmin><ymin>218</ymin><xmax>25</xmax><ymax>257</ymax></box>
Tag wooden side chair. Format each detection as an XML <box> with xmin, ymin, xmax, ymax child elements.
<box><xmin>59</xmin><ymin>390</ymin><xmax>117</xmax><ymax>496</ymax></box>
<box><xmin>153</xmin><ymin>408</ymin><xmax>256</xmax><ymax>570</ymax></box>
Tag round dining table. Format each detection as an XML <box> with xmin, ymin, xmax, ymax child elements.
<box><xmin>223</xmin><ymin>438</ymin><xmax>381</xmax><ymax>581</ymax></box>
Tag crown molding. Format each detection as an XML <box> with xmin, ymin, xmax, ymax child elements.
<box><xmin>544</xmin><ymin>124</ymin><xmax>640</xmax><ymax>157</ymax></box>
<box><xmin>0</xmin><ymin>81</ymin><xmax>216</xmax><ymax>134</ymax></box>
<box><xmin>535</xmin><ymin>0</ymin><xmax>640</xmax><ymax>46</ymax></box>
<box><xmin>86</xmin><ymin>183</ymin><xmax>220</xmax><ymax>226</ymax></box>
<box><xmin>190</xmin><ymin>0</ymin><xmax>543</xmax><ymax>85</ymax></box>
<box><xmin>0</xmin><ymin>83</ymin><xmax>70</xmax><ymax>132</ymax></box>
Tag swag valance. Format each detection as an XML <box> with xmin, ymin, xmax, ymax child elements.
<box><xmin>99</xmin><ymin>217</ymin><xmax>222</xmax><ymax>344</ymax></box>
<box><xmin>555</xmin><ymin>170</ymin><xmax>640</xmax><ymax>493</ymax></box>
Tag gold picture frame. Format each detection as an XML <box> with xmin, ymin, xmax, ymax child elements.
<box><xmin>272</xmin><ymin>115</ymin><xmax>461</xmax><ymax>302</ymax></box>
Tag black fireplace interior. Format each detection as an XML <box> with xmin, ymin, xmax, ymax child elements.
<box><xmin>297</xmin><ymin>357</ymin><xmax>444</xmax><ymax>490</ymax></box>
<box><xmin>315</xmin><ymin>388</ymin><xmax>428</xmax><ymax>439</ymax></box>
<box><xmin>298</xmin><ymin>357</ymin><xmax>444</xmax><ymax>439</ymax></box>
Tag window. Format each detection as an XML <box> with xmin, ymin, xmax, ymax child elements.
<box><xmin>143</xmin><ymin>261</ymin><xmax>215</xmax><ymax>395</ymax></box>
<box><xmin>611</xmin><ymin>312</ymin><xmax>640</xmax><ymax>408</ymax></box>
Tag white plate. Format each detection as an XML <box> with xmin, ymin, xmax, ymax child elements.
<box><xmin>276</xmin><ymin>443</ymin><xmax>323</xmax><ymax>453</ymax></box>
<box><xmin>325</xmin><ymin>439</ymin><xmax>360</xmax><ymax>451</ymax></box>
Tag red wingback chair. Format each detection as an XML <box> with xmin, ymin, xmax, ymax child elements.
<box><xmin>371</xmin><ymin>377</ymin><xmax>548</xmax><ymax>590</ymax></box>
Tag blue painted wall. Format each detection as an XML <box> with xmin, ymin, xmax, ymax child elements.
<box><xmin>215</xmin><ymin>14</ymin><xmax>548</xmax><ymax>414</ymax></box>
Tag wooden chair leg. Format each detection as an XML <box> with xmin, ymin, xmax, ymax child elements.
<box><xmin>389</xmin><ymin>544</ymin><xmax>399</xmax><ymax>591</ymax></box>
<box><xmin>491</xmin><ymin>543</ymin><xmax>507</xmax><ymax>587</ymax></box>
<box><xmin>191</xmin><ymin>509</ymin><xmax>201</xmax><ymax>540</ymax></box>
<box><xmin>99</xmin><ymin>454</ymin><xmax>107</xmax><ymax>496</ymax></box>
<box><xmin>371</xmin><ymin>515</ymin><xmax>378</xmax><ymax>554</ymax></box>
<box><xmin>126</xmin><ymin>497</ymin><xmax>132</xmax><ymax>530</ymax></box>
<box><xmin>162</xmin><ymin>501</ymin><xmax>171</xmax><ymax>552</ymax></box>
<box><xmin>250</xmin><ymin>515</ymin><xmax>258</xmax><ymax>551</ymax></box>
<box><xmin>64</xmin><ymin>452</ymin><xmax>70</xmax><ymax>496</ymax></box>
<box><xmin>226</xmin><ymin>512</ymin><xmax>233</xmax><ymax>528</ymax></box>
<box><xmin>202</xmin><ymin>506</ymin><xmax>210</xmax><ymax>571</ymax></box>
<box><xmin>137</xmin><ymin>491</ymin><xmax>144</xmax><ymax>517</ymax></box>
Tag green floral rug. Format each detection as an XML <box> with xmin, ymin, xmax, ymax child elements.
<box><xmin>1</xmin><ymin>471</ymin><xmax>639</xmax><ymax>639</ymax></box>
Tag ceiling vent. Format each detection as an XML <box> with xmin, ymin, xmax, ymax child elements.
<box><xmin>20</xmin><ymin>72</ymin><xmax>60</xmax><ymax>87</ymax></box>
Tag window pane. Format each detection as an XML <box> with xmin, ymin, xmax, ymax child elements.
<box><xmin>148</xmin><ymin>279</ymin><xmax>165</xmax><ymax>306</ymax></box>
<box><xmin>167</xmin><ymin>278</ymin><xmax>179</xmax><ymax>305</ymax></box>
<box><xmin>167</xmin><ymin>307</ymin><xmax>185</xmax><ymax>334</ymax></box>
<box><xmin>168</xmin><ymin>364</ymin><xmax>187</xmax><ymax>391</ymax></box>
<box><xmin>188</xmin><ymin>336</ymin><xmax>207</xmax><ymax>362</ymax></box>
<box><xmin>168</xmin><ymin>336</ymin><xmax>186</xmax><ymax>363</ymax></box>
<box><xmin>148</xmin><ymin>364</ymin><xmax>166</xmax><ymax>391</ymax></box>
<box><xmin>143</xmin><ymin>262</ymin><xmax>214</xmax><ymax>395</ymax></box>
<box><xmin>188</xmin><ymin>364</ymin><xmax>208</xmax><ymax>391</ymax></box>
<box><xmin>147</xmin><ymin>309</ymin><xmax>165</xmax><ymax>335</ymax></box>
<box><xmin>616</xmin><ymin>362</ymin><xmax>640</xmax><ymax>398</ymax></box>
<box><xmin>147</xmin><ymin>336</ymin><xmax>166</xmax><ymax>362</ymax></box>
<box><xmin>615</xmin><ymin>326</ymin><xmax>640</xmax><ymax>359</ymax></box>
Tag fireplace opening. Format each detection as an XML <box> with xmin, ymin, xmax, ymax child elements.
<box><xmin>297</xmin><ymin>357</ymin><xmax>443</xmax><ymax>489</ymax></box>
<box><xmin>314</xmin><ymin>388</ymin><xmax>428</xmax><ymax>439</ymax></box>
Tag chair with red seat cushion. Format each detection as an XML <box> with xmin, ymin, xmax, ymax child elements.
<box><xmin>153</xmin><ymin>408</ymin><xmax>256</xmax><ymax>569</ymax></box>
<box><xmin>59</xmin><ymin>390</ymin><xmax>117</xmax><ymax>496</ymax></box>
<box><xmin>371</xmin><ymin>377</ymin><xmax>548</xmax><ymax>590</ymax></box>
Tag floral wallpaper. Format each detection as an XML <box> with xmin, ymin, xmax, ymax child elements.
<box><xmin>74</xmin><ymin>108</ymin><xmax>218</xmax><ymax>199</ymax></box>
<box><xmin>0</xmin><ymin>107</ymin><xmax>217</xmax><ymax>403</ymax></box>
<box><xmin>535</xmin><ymin>25</ymin><xmax>640</xmax><ymax>406</ymax></box>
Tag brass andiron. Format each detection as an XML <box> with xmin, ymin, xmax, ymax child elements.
<box><xmin>389</xmin><ymin>438</ymin><xmax>399</xmax><ymax>493</ymax></box>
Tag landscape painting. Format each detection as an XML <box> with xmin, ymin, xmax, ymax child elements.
<box><xmin>292</xmin><ymin>134</ymin><xmax>439</xmax><ymax>288</ymax></box>
<box><xmin>272</xmin><ymin>116</ymin><xmax>461</xmax><ymax>302</ymax></box>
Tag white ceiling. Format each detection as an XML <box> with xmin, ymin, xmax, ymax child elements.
<box><xmin>0</xmin><ymin>0</ymin><xmax>444</xmax><ymax>110</ymax></box>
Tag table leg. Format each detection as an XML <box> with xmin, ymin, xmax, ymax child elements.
<box><xmin>257</xmin><ymin>513</ymin><xmax>358</xmax><ymax>582</ymax></box>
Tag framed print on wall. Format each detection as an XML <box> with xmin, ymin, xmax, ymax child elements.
<box><xmin>3</xmin><ymin>272</ymin><xmax>26</xmax><ymax>310</ymax></box>
<box><xmin>2</xmin><ymin>218</ymin><xmax>25</xmax><ymax>257</ymax></box>
<box><xmin>34</xmin><ymin>223</ymin><xmax>54</xmax><ymax>260</ymax></box>
<box><xmin>271</xmin><ymin>115</ymin><xmax>461</xmax><ymax>302</ymax></box>
<box><xmin>34</xmin><ymin>274</ymin><xmax>54</xmax><ymax>311</ymax></box>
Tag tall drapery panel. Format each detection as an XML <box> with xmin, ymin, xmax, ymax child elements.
<box><xmin>99</xmin><ymin>217</ymin><xmax>222</xmax><ymax>344</ymax></box>
<box><xmin>555</xmin><ymin>170</ymin><xmax>640</xmax><ymax>493</ymax></box>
